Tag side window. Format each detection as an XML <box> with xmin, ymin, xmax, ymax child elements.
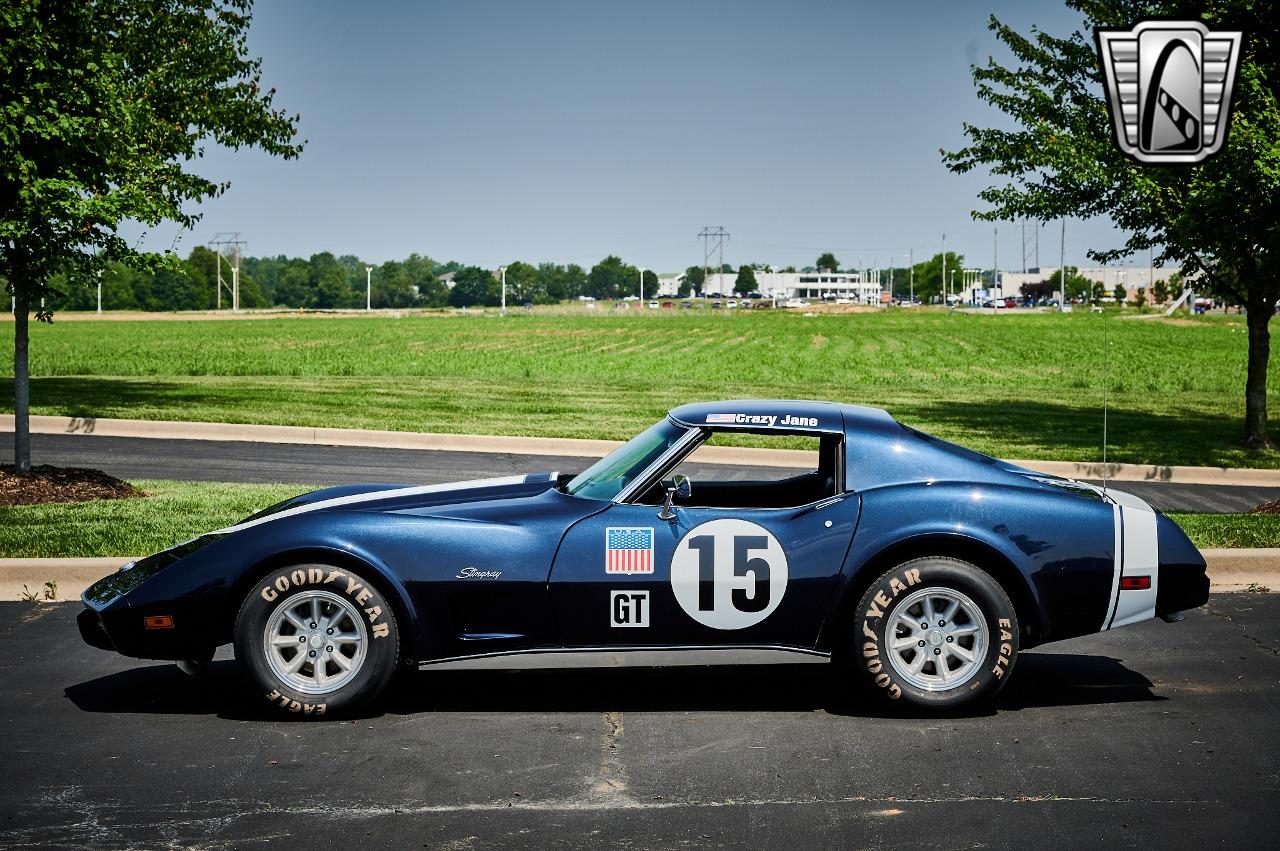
<box><xmin>641</xmin><ymin>431</ymin><xmax>841</xmax><ymax>509</ymax></box>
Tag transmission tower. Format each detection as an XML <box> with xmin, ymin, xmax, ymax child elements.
<box><xmin>698</xmin><ymin>226</ymin><xmax>729</xmax><ymax>294</ymax></box>
<box><xmin>209</xmin><ymin>232</ymin><xmax>247</xmax><ymax>310</ymax></box>
<box><xmin>1020</xmin><ymin>220</ymin><xmax>1041</xmax><ymax>273</ymax></box>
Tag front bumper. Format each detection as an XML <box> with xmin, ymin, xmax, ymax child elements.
<box><xmin>77</xmin><ymin>606</ymin><xmax>116</xmax><ymax>651</ymax></box>
<box><xmin>1156</xmin><ymin>562</ymin><xmax>1210</xmax><ymax>616</ymax></box>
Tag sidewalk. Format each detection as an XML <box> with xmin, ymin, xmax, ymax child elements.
<box><xmin>6</xmin><ymin>414</ymin><xmax>1280</xmax><ymax>485</ymax></box>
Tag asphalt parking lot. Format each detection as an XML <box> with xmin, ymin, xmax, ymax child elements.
<box><xmin>1</xmin><ymin>597</ymin><xmax>1277</xmax><ymax>849</ymax></box>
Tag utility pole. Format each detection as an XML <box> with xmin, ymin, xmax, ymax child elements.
<box><xmin>96</xmin><ymin>269</ymin><xmax>102</xmax><ymax>314</ymax></box>
<box><xmin>909</xmin><ymin>248</ymin><xmax>914</xmax><ymax>306</ymax></box>
<box><xmin>993</xmin><ymin>226</ymin><xmax>998</xmax><ymax>296</ymax></box>
<box><xmin>209</xmin><ymin>232</ymin><xmax>246</xmax><ymax>311</ymax></box>
<box><xmin>1059</xmin><ymin>219</ymin><xmax>1067</xmax><ymax>310</ymax></box>
<box><xmin>699</xmin><ymin>226</ymin><xmax>729</xmax><ymax>296</ymax></box>
<box><xmin>941</xmin><ymin>233</ymin><xmax>947</xmax><ymax>305</ymax></box>
<box><xmin>499</xmin><ymin>266</ymin><xmax>507</xmax><ymax>316</ymax></box>
<box><xmin>366</xmin><ymin>266</ymin><xmax>373</xmax><ymax>311</ymax></box>
<box><xmin>638</xmin><ymin>267</ymin><xmax>646</xmax><ymax>303</ymax></box>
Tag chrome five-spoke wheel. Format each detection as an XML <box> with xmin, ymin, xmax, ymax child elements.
<box><xmin>264</xmin><ymin>589</ymin><xmax>368</xmax><ymax>695</ymax></box>
<box><xmin>884</xmin><ymin>586</ymin><xmax>988</xmax><ymax>691</ymax></box>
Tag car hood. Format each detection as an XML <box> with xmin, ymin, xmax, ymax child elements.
<box><xmin>221</xmin><ymin>473</ymin><xmax>562</xmax><ymax>534</ymax></box>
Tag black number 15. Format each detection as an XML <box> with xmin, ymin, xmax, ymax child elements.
<box><xmin>688</xmin><ymin>534</ymin><xmax>771</xmax><ymax>613</ymax></box>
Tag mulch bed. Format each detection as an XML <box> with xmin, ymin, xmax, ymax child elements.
<box><xmin>0</xmin><ymin>465</ymin><xmax>145</xmax><ymax>508</ymax></box>
<box><xmin>1250</xmin><ymin>499</ymin><xmax>1280</xmax><ymax>515</ymax></box>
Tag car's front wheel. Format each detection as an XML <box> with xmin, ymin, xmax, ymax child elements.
<box><xmin>849</xmin><ymin>557</ymin><xmax>1019</xmax><ymax>712</ymax></box>
<box><xmin>234</xmin><ymin>564</ymin><xmax>400</xmax><ymax>717</ymax></box>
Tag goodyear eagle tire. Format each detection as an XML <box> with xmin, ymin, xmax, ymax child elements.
<box><xmin>850</xmin><ymin>557</ymin><xmax>1018</xmax><ymax>712</ymax></box>
<box><xmin>234</xmin><ymin>564</ymin><xmax>400</xmax><ymax>718</ymax></box>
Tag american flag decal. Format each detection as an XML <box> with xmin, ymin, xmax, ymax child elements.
<box><xmin>705</xmin><ymin>413</ymin><xmax>737</xmax><ymax>424</ymax></box>
<box><xmin>605</xmin><ymin>527</ymin><xmax>655</xmax><ymax>574</ymax></box>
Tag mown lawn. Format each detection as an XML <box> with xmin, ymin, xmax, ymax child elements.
<box><xmin>0</xmin><ymin>481</ymin><xmax>304</xmax><ymax>558</ymax></box>
<box><xmin>1</xmin><ymin>308</ymin><xmax>1275</xmax><ymax>467</ymax></box>
<box><xmin>0</xmin><ymin>479</ymin><xmax>1273</xmax><ymax>558</ymax></box>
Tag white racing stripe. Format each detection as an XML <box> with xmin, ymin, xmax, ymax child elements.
<box><xmin>1102</xmin><ymin>502</ymin><xmax>1123</xmax><ymax>629</ymax></box>
<box><xmin>1104</xmin><ymin>488</ymin><xmax>1160</xmax><ymax>630</ymax></box>
<box><xmin>212</xmin><ymin>473</ymin><xmax>550</xmax><ymax>535</ymax></box>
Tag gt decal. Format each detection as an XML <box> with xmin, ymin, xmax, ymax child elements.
<box><xmin>259</xmin><ymin>568</ymin><xmax>391</xmax><ymax>638</ymax></box>
<box><xmin>670</xmin><ymin>519</ymin><xmax>788</xmax><ymax>630</ymax></box>
<box><xmin>610</xmin><ymin>590</ymin><xmax>650</xmax><ymax>627</ymax></box>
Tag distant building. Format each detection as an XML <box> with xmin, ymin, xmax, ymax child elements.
<box><xmin>998</xmin><ymin>265</ymin><xmax>1182</xmax><ymax>299</ymax></box>
<box><xmin>701</xmin><ymin>269</ymin><xmax>882</xmax><ymax>302</ymax></box>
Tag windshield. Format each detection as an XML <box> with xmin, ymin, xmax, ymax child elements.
<box><xmin>566</xmin><ymin>419</ymin><xmax>689</xmax><ymax>501</ymax></box>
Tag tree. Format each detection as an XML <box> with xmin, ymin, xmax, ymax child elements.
<box><xmin>942</xmin><ymin>1</ymin><xmax>1279</xmax><ymax>449</ymax></box>
<box><xmin>1152</xmin><ymin>278</ymin><xmax>1170</xmax><ymax>305</ymax></box>
<box><xmin>641</xmin><ymin>269</ymin><xmax>658</xmax><ymax>299</ymax></box>
<box><xmin>1020</xmin><ymin>280</ymin><xmax>1055</xmax><ymax>301</ymax></box>
<box><xmin>734</xmin><ymin>265</ymin><xmax>757</xmax><ymax>295</ymax></box>
<box><xmin>911</xmin><ymin>253</ymin><xmax>965</xmax><ymax>303</ymax></box>
<box><xmin>587</xmin><ymin>256</ymin><xmax>636</xmax><ymax>300</ymax></box>
<box><xmin>816</xmin><ymin>253</ymin><xmax>839</xmax><ymax>272</ymax></box>
<box><xmin>1114</xmin><ymin>282</ymin><xmax>1126</xmax><ymax>305</ymax></box>
<box><xmin>1</xmin><ymin>0</ymin><xmax>302</xmax><ymax>471</ymax></box>
<box><xmin>684</xmin><ymin>266</ymin><xmax>706</xmax><ymax>294</ymax></box>
<box><xmin>403</xmin><ymin>254</ymin><xmax>447</xmax><ymax>307</ymax></box>
<box><xmin>447</xmin><ymin>266</ymin><xmax>499</xmax><ymax>307</ymax></box>
<box><xmin>503</xmin><ymin>261</ymin><xmax>541</xmax><ymax>304</ymax></box>
<box><xmin>1135</xmin><ymin>287</ymin><xmax>1147</xmax><ymax>309</ymax></box>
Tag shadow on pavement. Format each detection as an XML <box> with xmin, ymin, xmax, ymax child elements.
<box><xmin>64</xmin><ymin>650</ymin><xmax>1161</xmax><ymax>721</ymax></box>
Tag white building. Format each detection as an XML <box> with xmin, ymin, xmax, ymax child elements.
<box><xmin>701</xmin><ymin>269</ymin><xmax>882</xmax><ymax>303</ymax></box>
<box><xmin>998</xmin><ymin>265</ymin><xmax>1183</xmax><ymax>298</ymax></box>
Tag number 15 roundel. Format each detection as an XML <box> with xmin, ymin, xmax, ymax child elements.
<box><xmin>670</xmin><ymin>519</ymin><xmax>789</xmax><ymax>630</ymax></box>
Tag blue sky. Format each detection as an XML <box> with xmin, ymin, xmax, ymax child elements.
<box><xmin>133</xmin><ymin>0</ymin><xmax>1134</xmax><ymax>273</ymax></box>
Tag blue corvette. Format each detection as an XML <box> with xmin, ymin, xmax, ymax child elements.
<box><xmin>79</xmin><ymin>400</ymin><xmax>1209</xmax><ymax>715</ymax></box>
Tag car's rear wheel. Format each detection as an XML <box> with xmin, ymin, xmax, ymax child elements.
<box><xmin>849</xmin><ymin>557</ymin><xmax>1019</xmax><ymax>712</ymax></box>
<box><xmin>234</xmin><ymin>564</ymin><xmax>400</xmax><ymax>717</ymax></box>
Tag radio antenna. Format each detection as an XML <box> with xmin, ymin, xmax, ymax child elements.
<box><xmin>1102</xmin><ymin>284</ymin><xmax>1109</xmax><ymax>497</ymax></box>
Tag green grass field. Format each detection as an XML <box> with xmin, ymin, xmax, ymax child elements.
<box><xmin>0</xmin><ymin>480</ymin><xmax>1271</xmax><ymax>558</ymax></box>
<box><xmin>2</xmin><ymin>308</ymin><xmax>1275</xmax><ymax>467</ymax></box>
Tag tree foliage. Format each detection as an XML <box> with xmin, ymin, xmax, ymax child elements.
<box><xmin>734</xmin><ymin>265</ymin><xmax>757</xmax><ymax>294</ymax></box>
<box><xmin>941</xmin><ymin>0</ymin><xmax>1279</xmax><ymax>447</ymax></box>
<box><xmin>816</xmin><ymin>252</ymin><xmax>839</xmax><ymax>272</ymax></box>
<box><xmin>1</xmin><ymin>0</ymin><xmax>304</xmax><ymax>471</ymax></box>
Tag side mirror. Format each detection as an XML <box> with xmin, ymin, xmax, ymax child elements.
<box><xmin>658</xmin><ymin>475</ymin><xmax>692</xmax><ymax>521</ymax></box>
<box><xmin>673</xmin><ymin>474</ymin><xmax>692</xmax><ymax>499</ymax></box>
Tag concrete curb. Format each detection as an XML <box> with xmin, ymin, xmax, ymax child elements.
<box><xmin>3</xmin><ymin>552</ymin><xmax>1275</xmax><ymax>602</ymax></box>
<box><xmin>5</xmin><ymin>414</ymin><xmax>1280</xmax><ymax>485</ymax></box>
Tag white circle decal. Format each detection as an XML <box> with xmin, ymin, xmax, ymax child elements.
<box><xmin>670</xmin><ymin>519</ymin><xmax>788</xmax><ymax>630</ymax></box>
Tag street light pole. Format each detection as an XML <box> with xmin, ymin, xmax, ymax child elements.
<box><xmin>941</xmin><ymin>233</ymin><xmax>947</xmax><ymax>305</ymax></box>
<box><xmin>499</xmin><ymin>266</ymin><xmax>507</xmax><ymax>316</ymax></box>
<box><xmin>638</xmin><ymin>267</ymin><xmax>646</xmax><ymax>303</ymax></box>
<box><xmin>909</xmin><ymin>248</ymin><xmax>914</xmax><ymax>306</ymax></box>
<box><xmin>96</xmin><ymin>269</ymin><xmax>102</xmax><ymax>314</ymax></box>
<box><xmin>1059</xmin><ymin>219</ymin><xmax>1067</xmax><ymax>310</ymax></box>
<box><xmin>365</xmin><ymin>266</ymin><xmax>373</xmax><ymax>311</ymax></box>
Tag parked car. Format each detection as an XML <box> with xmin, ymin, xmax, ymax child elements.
<box><xmin>78</xmin><ymin>400</ymin><xmax>1208</xmax><ymax>717</ymax></box>
<box><xmin>648</xmin><ymin>301</ymin><xmax>660</xmax><ymax>309</ymax></box>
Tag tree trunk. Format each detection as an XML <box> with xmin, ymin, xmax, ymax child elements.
<box><xmin>12</xmin><ymin>287</ymin><xmax>31</xmax><ymax>473</ymax></box>
<box><xmin>1244</xmin><ymin>297</ymin><xmax>1273</xmax><ymax>450</ymax></box>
